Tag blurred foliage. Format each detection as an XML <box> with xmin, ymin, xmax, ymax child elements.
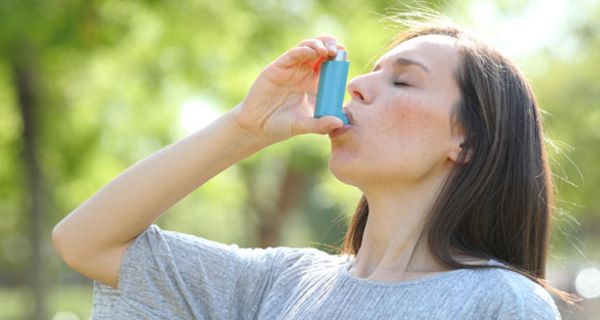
<box><xmin>0</xmin><ymin>286</ymin><xmax>92</xmax><ymax>320</ymax></box>
<box><xmin>0</xmin><ymin>0</ymin><xmax>599</xmax><ymax>319</ymax></box>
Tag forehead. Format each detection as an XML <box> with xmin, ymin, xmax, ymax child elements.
<box><xmin>376</xmin><ymin>34</ymin><xmax>461</xmax><ymax>71</ymax></box>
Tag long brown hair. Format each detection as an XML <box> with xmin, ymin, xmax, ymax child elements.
<box><xmin>340</xmin><ymin>19</ymin><xmax>581</xmax><ymax>306</ymax></box>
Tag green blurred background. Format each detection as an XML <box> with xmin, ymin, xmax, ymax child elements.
<box><xmin>1</xmin><ymin>0</ymin><xmax>599</xmax><ymax>319</ymax></box>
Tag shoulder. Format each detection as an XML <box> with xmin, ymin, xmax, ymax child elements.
<box><xmin>470</xmin><ymin>265</ymin><xmax>562</xmax><ymax>319</ymax></box>
<box><xmin>270</xmin><ymin>246</ymin><xmax>344</xmax><ymax>268</ymax></box>
<box><xmin>131</xmin><ymin>225</ymin><xmax>342</xmax><ymax>273</ymax></box>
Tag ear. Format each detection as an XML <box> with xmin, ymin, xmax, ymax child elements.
<box><xmin>448</xmin><ymin>141</ymin><xmax>473</xmax><ymax>164</ymax></box>
<box><xmin>448</xmin><ymin>130</ymin><xmax>473</xmax><ymax>164</ymax></box>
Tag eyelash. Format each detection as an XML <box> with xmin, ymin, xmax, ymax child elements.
<box><xmin>393</xmin><ymin>81</ymin><xmax>410</xmax><ymax>87</ymax></box>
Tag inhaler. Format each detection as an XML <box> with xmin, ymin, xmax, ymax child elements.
<box><xmin>314</xmin><ymin>50</ymin><xmax>350</xmax><ymax>125</ymax></box>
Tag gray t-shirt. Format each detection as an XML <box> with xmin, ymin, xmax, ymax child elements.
<box><xmin>92</xmin><ymin>225</ymin><xmax>561</xmax><ymax>319</ymax></box>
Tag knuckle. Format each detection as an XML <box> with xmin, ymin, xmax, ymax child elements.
<box><xmin>315</xmin><ymin>34</ymin><xmax>337</xmax><ymax>45</ymax></box>
<box><xmin>298</xmin><ymin>39</ymin><xmax>317</xmax><ymax>46</ymax></box>
<box><xmin>300</xmin><ymin>39</ymin><xmax>327</xmax><ymax>51</ymax></box>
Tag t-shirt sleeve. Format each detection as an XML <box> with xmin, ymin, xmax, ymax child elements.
<box><xmin>528</xmin><ymin>290</ymin><xmax>563</xmax><ymax>320</ymax></box>
<box><xmin>92</xmin><ymin>224</ymin><xmax>285</xmax><ymax>320</ymax></box>
<box><xmin>490</xmin><ymin>272</ymin><xmax>563</xmax><ymax>320</ymax></box>
<box><xmin>492</xmin><ymin>289</ymin><xmax>562</xmax><ymax>320</ymax></box>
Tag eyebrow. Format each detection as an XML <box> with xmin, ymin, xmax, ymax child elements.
<box><xmin>373</xmin><ymin>57</ymin><xmax>430</xmax><ymax>73</ymax></box>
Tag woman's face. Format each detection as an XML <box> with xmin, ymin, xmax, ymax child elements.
<box><xmin>329</xmin><ymin>35</ymin><xmax>464</xmax><ymax>188</ymax></box>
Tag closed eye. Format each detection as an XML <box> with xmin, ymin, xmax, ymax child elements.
<box><xmin>393</xmin><ymin>81</ymin><xmax>410</xmax><ymax>87</ymax></box>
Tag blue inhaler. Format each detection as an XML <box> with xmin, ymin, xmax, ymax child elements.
<box><xmin>314</xmin><ymin>50</ymin><xmax>350</xmax><ymax>125</ymax></box>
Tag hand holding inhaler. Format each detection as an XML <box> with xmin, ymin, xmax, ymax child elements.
<box><xmin>232</xmin><ymin>36</ymin><xmax>346</xmax><ymax>145</ymax></box>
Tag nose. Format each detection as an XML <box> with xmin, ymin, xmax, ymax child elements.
<box><xmin>347</xmin><ymin>75</ymin><xmax>371</xmax><ymax>105</ymax></box>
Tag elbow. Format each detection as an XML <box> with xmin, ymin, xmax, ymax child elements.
<box><xmin>52</xmin><ymin>218</ymin><xmax>122</xmax><ymax>288</ymax></box>
<box><xmin>51</xmin><ymin>222</ymin><xmax>65</xmax><ymax>258</ymax></box>
<box><xmin>52</xmin><ymin>220</ymin><xmax>81</xmax><ymax>270</ymax></box>
<box><xmin>52</xmin><ymin>222</ymin><xmax>69</xmax><ymax>263</ymax></box>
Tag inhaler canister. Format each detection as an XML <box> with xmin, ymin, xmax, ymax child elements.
<box><xmin>314</xmin><ymin>50</ymin><xmax>350</xmax><ymax>125</ymax></box>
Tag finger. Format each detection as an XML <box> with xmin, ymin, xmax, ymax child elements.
<box><xmin>297</xmin><ymin>39</ymin><xmax>329</xmax><ymax>57</ymax></box>
<box><xmin>336</xmin><ymin>43</ymin><xmax>346</xmax><ymax>53</ymax></box>
<box><xmin>311</xmin><ymin>45</ymin><xmax>346</xmax><ymax>73</ymax></box>
<box><xmin>293</xmin><ymin>116</ymin><xmax>344</xmax><ymax>135</ymax></box>
<box><xmin>277</xmin><ymin>46</ymin><xmax>320</xmax><ymax>68</ymax></box>
<box><xmin>312</xmin><ymin>56</ymin><xmax>327</xmax><ymax>73</ymax></box>
<box><xmin>313</xmin><ymin>35</ymin><xmax>343</xmax><ymax>56</ymax></box>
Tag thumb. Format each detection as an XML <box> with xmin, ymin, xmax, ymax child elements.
<box><xmin>294</xmin><ymin>116</ymin><xmax>344</xmax><ymax>135</ymax></box>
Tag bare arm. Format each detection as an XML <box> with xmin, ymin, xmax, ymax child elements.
<box><xmin>52</xmin><ymin>111</ymin><xmax>267</xmax><ymax>287</ymax></box>
<box><xmin>52</xmin><ymin>36</ymin><xmax>345</xmax><ymax>288</ymax></box>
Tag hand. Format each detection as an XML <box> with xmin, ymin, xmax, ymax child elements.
<box><xmin>231</xmin><ymin>35</ymin><xmax>346</xmax><ymax>144</ymax></box>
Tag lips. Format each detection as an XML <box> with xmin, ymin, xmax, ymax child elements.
<box><xmin>329</xmin><ymin>108</ymin><xmax>355</xmax><ymax>139</ymax></box>
<box><xmin>343</xmin><ymin>108</ymin><xmax>356</xmax><ymax>125</ymax></box>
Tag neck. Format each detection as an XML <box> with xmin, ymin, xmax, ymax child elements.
<box><xmin>351</xmin><ymin>174</ymin><xmax>450</xmax><ymax>278</ymax></box>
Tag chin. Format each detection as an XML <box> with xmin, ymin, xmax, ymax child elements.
<box><xmin>328</xmin><ymin>155</ymin><xmax>361</xmax><ymax>187</ymax></box>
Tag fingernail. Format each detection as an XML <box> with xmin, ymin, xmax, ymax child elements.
<box><xmin>327</xmin><ymin>44</ymin><xmax>337</xmax><ymax>53</ymax></box>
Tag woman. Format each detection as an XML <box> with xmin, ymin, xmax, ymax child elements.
<box><xmin>53</xmin><ymin>18</ymin><xmax>575</xmax><ymax>319</ymax></box>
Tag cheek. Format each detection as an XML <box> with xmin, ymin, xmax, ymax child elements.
<box><xmin>329</xmin><ymin>96</ymin><xmax>455</xmax><ymax>184</ymax></box>
<box><xmin>383</xmin><ymin>97</ymin><xmax>447</xmax><ymax>138</ymax></box>
<box><xmin>364</xmin><ymin>98</ymin><xmax>452</xmax><ymax>163</ymax></box>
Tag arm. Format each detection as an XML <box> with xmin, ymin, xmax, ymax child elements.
<box><xmin>52</xmin><ymin>36</ymin><xmax>346</xmax><ymax>288</ymax></box>
<box><xmin>52</xmin><ymin>111</ymin><xmax>267</xmax><ymax>287</ymax></box>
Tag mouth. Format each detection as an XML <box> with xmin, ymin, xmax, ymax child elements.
<box><xmin>329</xmin><ymin>108</ymin><xmax>355</xmax><ymax>139</ymax></box>
<box><xmin>343</xmin><ymin>108</ymin><xmax>356</xmax><ymax>125</ymax></box>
